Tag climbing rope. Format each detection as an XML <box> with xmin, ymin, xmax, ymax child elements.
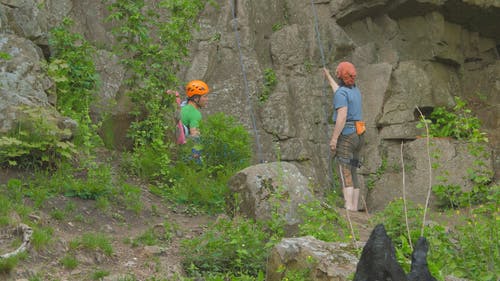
<box><xmin>229</xmin><ymin>0</ymin><xmax>263</xmax><ymax>163</ymax></box>
<box><xmin>310</xmin><ymin>0</ymin><xmax>336</xmax><ymax>191</ymax></box>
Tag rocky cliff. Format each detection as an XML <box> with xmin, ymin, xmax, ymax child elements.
<box><xmin>1</xmin><ymin>0</ymin><xmax>498</xmax><ymax>210</ymax></box>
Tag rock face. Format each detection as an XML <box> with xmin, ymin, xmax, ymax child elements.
<box><xmin>1</xmin><ymin>0</ymin><xmax>498</xmax><ymax>209</ymax></box>
<box><xmin>367</xmin><ymin>138</ymin><xmax>494</xmax><ymax>211</ymax></box>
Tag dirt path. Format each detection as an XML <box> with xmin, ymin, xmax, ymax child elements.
<box><xmin>2</xmin><ymin>185</ymin><xmax>216</xmax><ymax>280</ymax></box>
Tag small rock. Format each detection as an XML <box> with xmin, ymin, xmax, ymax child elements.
<box><xmin>143</xmin><ymin>245</ymin><xmax>164</xmax><ymax>256</ymax></box>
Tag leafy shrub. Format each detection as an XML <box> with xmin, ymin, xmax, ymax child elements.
<box><xmin>162</xmin><ymin>161</ymin><xmax>229</xmax><ymax>214</ymax></box>
<box><xmin>372</xmin><ymin>196</ymin><xmax>500</xmax><ymax>281</ymax></box>
<box><xmin>107</xmin><ymin>0</ymin><xmax>206</xmax><ymax>150</ymax></box>
<box><xmin>0</xmin><ymin>107</ymin><xmax>77</xmax><ymax>169</ymax></box>
<box><xmin>198</xmin><ymin>113</ymin><xmax>252</xmax><ymax>171</ymax></box>
<box><xmin>433</xmin><ymin>183</ymin><xmax>494</xmax><ymax>209</ymax></box>
<box><xmin>298</xmin><ymin>194</ymin><xmax>352</xmax><ymax>242</ymax></box>
<box><xmin>48</xmin><ymin>17</ymin><xmax>101</xmax><ymax>149</ymax></box>
<box><xmin>417</xmin><ymin>96</ymin><xmax>488</xmax><ymax>143</ymax></box>
<box><xmin>432</xmin><ymin>184</ymin><xmax>463</xmax><ymax>209</ymax></box>
<box><xmin>162</xmin><ymin>113</ymin><xmax>252</xmax><ymax>213</ymax></box>
<box><xmin>181</xmin><ymin>216</ymin><xmax>272</xmax><ymax>277</ymax></box>
<box><xmin>60</xmin><ymin>254</ymin><xmax>79</xmax><ymax>270</ymax></box>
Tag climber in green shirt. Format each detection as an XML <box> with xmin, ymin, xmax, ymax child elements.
<box><xmin>181</xmin><ymin>79</ymin><xmax>210</xmax><ymax>138</ymax></box>
<box><xmin>180</xmin><ymin>80</ymin><xmax>210</xmax><ymax>162</ymax></box>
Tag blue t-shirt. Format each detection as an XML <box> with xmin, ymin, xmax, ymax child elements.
<box><xmin>332</xmin><ymin>86</ymin><xmax>363</xmax><ymax>135</ymax></box>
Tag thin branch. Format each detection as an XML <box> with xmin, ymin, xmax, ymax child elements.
<box><xmin>0</xmin><ymin>224</ymin><xmax>33</xmax><ymax>259</ymax></box>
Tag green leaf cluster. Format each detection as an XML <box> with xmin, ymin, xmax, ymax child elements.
<box><xmin>106</xmin><ymin>0</ymin><xmax>208</xmax><ymax>150</ymax></box>
<box><xmin>259</xmin><ymin>68</ymin><xmax>277</xmax><ymax>103</ymax></box>
<box><xmin>181</xmin><ymin>216</ymin><xmax>272</xmax><ymax>277</ymax></box>
<box><xmin>0</xmin><ymin>107</ymin><xmax>77</xmax><ymax>169</ymax></box>
<box><xmin>417</xmin><ymin>96</ymin><xmax>488</xmax><ymax>143</ymax></box>
<box><xmin>298</xmin><ymin>194</ymin><xmax>352</xmax><ymax>242</ymax></box>
<box><xmin>48</xmin><ymin>17</ymin><xmax>101</xmax><ymax>149</ymax></box>
<box><xmin>372</xmin><ymin>195</ymin><xmax>500</xmax><ymax>281</ymax></box>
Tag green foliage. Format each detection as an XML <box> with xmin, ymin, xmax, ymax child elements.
<box><xmin>0</xmin><ymin>107</ymin><xmax>77</xmax><ymax>169</ymax></box>
<box><xmin>119</xmin><ymin>183</ymin><xmax>143</xmax><ymax>214</ymax></box>
<box><xmin>181</xmin><ymin>216</ymin><xmax>272</xmax><ymax>277</ymax></box>
<box><xmin>433</xmin><ymin>183</ymin><xmax>495</xmax><ymax>209</ymax></box>
<box><xmin>48</xmin><ymin>17</ymin><xmax>101</xmax><ymax>149</ymax></box>
<box><xmin>0</xmin><ymin>51</ymin><xmax>12</xmax><ymax>60</ymax></box>
<box><xmin>366</xmin><ymin>157</ymin><xmax>387</xmax><ymax>190</ymax></box>
<box><xmin>38</xmin><ymin>162</ymin><xmax>115</xmax><ymax>200</ymax></box>
<box><xmin>198</xmin><ymin>113</ymin><xmax>253</xmax><ymax>170</ymax></box>
<box><xmin>31</xmin><ymin>226</ymin><xmax>54</xmax><ymax>251</ymax></box>
<box><xmin>298</xmin><ymin>194</ymin><xmax>352</xmax><ymax>242</ymax></box>
<box><xmin>60</xmin><ymin>254</ymin><xmax>79</xmax><ymax>270</ymax></box>
<box><xmin>259</xmin><ymin>68</ymin><xmax>277</xmax><ymax>103</ymax></box>
<box><xmin>91</xmin><ymin>269</ymin><xmax>110</xmax><ymax>280</ymax></box>
<box><xmin>0</xmin><ymin>254</ymin><xmax>21</xmax><ymax>274</ymax></box>
<box><xmin>129</xmin><ymin>222</ymin><xmax>174</xmax><ymax>247</ymax></box>
<box><xmin>160</xmin><ymin>113</ymin><xmax>252</xmax><ymax>213</ymax></box>
<box><xmin>450</xmin><ymin>192</ymin><xmax>499</xmax><ymax>281</ymax></box>
<box><xmin>372</xmin><ymin>196</ymin><xmax>500</xmax><ymax>281</ymax></box>
<box><xmin>70</xmin><ymin>232</ymin><xmax>113</xmax><ymax>256</ymax></box>
<box><xmin>106</xmin><ymin>0</ymin><xmax>207</xmax><ymax>150</ymax></box>
<box><xmin>161</xmin><ymin>161</ymin><xmax>229</xmax><ymax>214</ymax></box>
<box><xmin>417</xmin><ymin>96</ymin><xmax>488</xmax><ymax>143</ymax></box>
<box><xmin>121</xmin><ymin>144</ymin><xmax>172</xmax><ymax>181</ymax></box>
<box><xmin>432</xmin><ymin>184</ymin><xmax>463</xmax><ymax>208</ymax></box>
<box><xmin>272</xmin><ymin>23</ymin><xmax>283</xmax><ymax>31</ymax></box>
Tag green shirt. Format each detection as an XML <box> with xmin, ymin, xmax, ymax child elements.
<box><xmin>181</xmin><ymin>104</ymin><xmax>202</xmax><ymax>133</ymax></box>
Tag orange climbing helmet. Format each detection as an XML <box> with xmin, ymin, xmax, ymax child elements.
<box><xmin>186</xmin><ymin>80</ymin><xmax>209</xmax><ymax>98</ymax></box>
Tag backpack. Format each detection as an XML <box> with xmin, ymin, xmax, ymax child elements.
<box><xmin>167</xmin><ymin>90</ymin><xmax>188</xmax><ymax>145</ymax></box>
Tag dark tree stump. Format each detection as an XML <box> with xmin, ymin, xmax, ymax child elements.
<box><xmin>353</xmin><ymin>224</ymin><xmax>408</xmax><ymax>281</ymax></box>
<box><xmin>407</xmin><ymin>237</ymin><xmax>437</xmax><ymax>281</ymax></box>
<box><xmin>353</xmin><ymin>224</ymin><xmax>438</xmax><ymax>281</ymax></box>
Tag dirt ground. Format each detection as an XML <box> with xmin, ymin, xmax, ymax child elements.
<box><xmin>0</xmin><ymin>167</ymin><xmax>373</xmax><ymax>281</ymax></box>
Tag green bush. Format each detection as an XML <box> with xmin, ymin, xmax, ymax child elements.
<box><xmin>298</xmin><ymin>194</ymin><xmax>351</xmax><ymax>242</ymax></box>
<box><xmin>162</xmin><ymin>113</ymin><xmax>252</xmax><ymax>213</ymax></box>
<box><xmin>181</xmin><ymin>216</ymin><xmax>272</xmax><ymax>277</ymax></box>
<box><xmin>48</xmin><ymin>17</ymin><xmax>101</xmax><ymax>149</ymax></box>
<box><xmin>198</xmin><ymin>113</ymin><xmax>252</xmax><ymax>171</ymax></box>
<box><xmin>417</xmin><ymin>96</ymin><xmax>488</xmax><ymax>143</ymax></box>
<box><xmin>372</xmin><ymin>195</ymin><xmax>500</xmax><ymax>281</ymax></box>
<box><xmin>0</xmin><ymin>107</ymin><xmax>77</xmax><ymax>169</ymax></box>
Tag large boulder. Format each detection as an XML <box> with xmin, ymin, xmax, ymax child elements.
<box><xmin>227</xmin><ymin>162</ymin><xmax>314</xmax><ymax>236</ymax></box>
<box><xmin>267</xmin><ymin>236</ymin><xmax>359</xmax><ymax>281</ymax></box>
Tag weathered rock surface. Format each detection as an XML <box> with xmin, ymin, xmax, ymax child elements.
<box><xmin>227</xmin><ymin>162</ymin><xmax>314</xmax><ymax>235</ymax></box>
<box><xmin>1</xmin><ymin>0</ymin><xmax>498</xmax><ymax>210</ymax></box>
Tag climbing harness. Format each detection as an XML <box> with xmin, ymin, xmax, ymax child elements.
<box><xmin>229</xmin><ymin>0</ymin><xmax>263</xmax><ymax>163</ymax></box>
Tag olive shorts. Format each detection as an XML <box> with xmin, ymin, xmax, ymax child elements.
<box><xmin>335</xmin><ymin>132</ymin><xmax>364</xmax><ymax>188</ymax></box>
